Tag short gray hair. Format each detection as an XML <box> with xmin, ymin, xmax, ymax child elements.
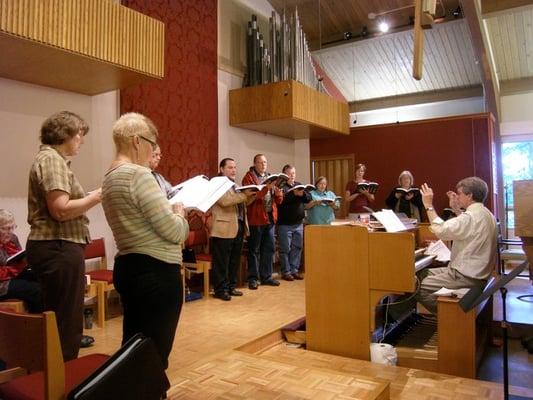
<box><xmin>0</xmin><ymin>209</ymin><xmax>15</xmax><ymax>227</ymax></box>
<box><xmin>457</xmin><ymin>177</ymin><xmax>488</xmax><ymax>203</ymax></box>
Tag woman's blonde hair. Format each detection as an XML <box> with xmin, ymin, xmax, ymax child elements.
<box><xmin>0</xmin><ymin>209</ymin><xmax>15</xmax><ymax>227</ymax></box>
<box><xmin>398</xmin><ymin>170</ymin><xmax>414</xmax><ymax>186</ymax></box>
<box><xmin>113</xmin><ymin>112</ymin><xmax>158</xmax><ymax>152</ymax></box>
<box><xmin>314</xmin><ymin>176</ymin><xmax>327</xmax><ymax>187</ymax></box>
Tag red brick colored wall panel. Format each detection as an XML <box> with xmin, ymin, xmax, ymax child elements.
<box><xmin>310</xmin><ymin>115</ymin><xmax>495</xmax><ymax>213</ymax></box>
<box><xmin>121</xmin><ymin>0</ymin><xmax>218</xmax><ymax>184</ymax></box>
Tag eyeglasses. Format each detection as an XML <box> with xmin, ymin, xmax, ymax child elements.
<box><xmin>138</xmin><ymin>135</ymin><xmax>157</xmax><ymax>150</ymax></box>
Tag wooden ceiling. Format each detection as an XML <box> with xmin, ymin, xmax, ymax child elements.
<box><xmin>267</xmin><ymin>0</ymin><xmax>461</xmax><ymax>49</ymax></box>
<box><xmin>313</xmin><ymin>19</ymin><xmax>481</xmax><ymax>103</ymax></box>
<box><xmin>266</xmin><ymin>0</ymin><xmax>533</xmax><ymax>117</ymax></box>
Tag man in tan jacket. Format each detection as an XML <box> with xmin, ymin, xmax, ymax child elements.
<box><xmin>210</xmin><ymin>158</ymin><xmax>256</xmax><ymax>301</ymax></box>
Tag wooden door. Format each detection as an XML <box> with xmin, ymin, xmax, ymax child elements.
<box><xmin>311</xmin><ymin>154</ymin><xmax>354</xmax><ymax>218</ymax></box>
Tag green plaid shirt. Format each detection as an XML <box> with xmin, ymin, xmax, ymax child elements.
<box><xmin>27</xmin><ymin>145</ymin><xmax>90</xmax><ymax>244</ymax></box>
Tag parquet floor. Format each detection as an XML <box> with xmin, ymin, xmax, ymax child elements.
<box><xmin>79</xmin><ymin>279</ymin><xmax>516</xmax><ymax>399</ymax></box>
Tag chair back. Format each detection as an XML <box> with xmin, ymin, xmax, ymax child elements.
<box><xmin>0</xmin><ymin>310</ymin><xmax>65</xmax><ymax>399</ymax></box>
<box><xmin>84</xmin><ymin>238</ymin><xmax>107</xmax><ymax>270</ymax></box>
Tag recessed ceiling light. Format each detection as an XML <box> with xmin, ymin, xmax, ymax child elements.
<box><xmin>378</xmin><ymin>22</ymin><xmax>389</xmax><ymax>33</ymax></box>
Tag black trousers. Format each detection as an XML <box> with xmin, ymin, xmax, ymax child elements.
<box><xmin>26</xmin><ymin>240</ymin><xmax>85</xmax><ymax>361</ymax></box>
<box><xmin>0</xmin><ymin>269</ymin><xmax>43</xmax><ymax>313</ymax></box>
<box><xmin>211</xmin><ymin>221</ymin><xmax>244</xmax><ymax>295</ymax></box>
<box><xmin>113</xmin><ymin>253</ymin><xmax>183</xmax><ymax>370</ymax></box>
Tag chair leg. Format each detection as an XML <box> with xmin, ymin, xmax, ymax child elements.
<box><xmin>95</xmin><ymin>282</ymin><xmax>106</xmax><ymax>328</ymax></box>
<box><xmin>203</xmin><ymin>266</ymin><xmax>210</xmax><ymax>299</ymax></box>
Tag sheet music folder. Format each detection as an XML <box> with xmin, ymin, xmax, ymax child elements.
<box><xmin>459</xmin><ymin>260</ymin><xmax>528</xmax><ymax>312</ymax></box>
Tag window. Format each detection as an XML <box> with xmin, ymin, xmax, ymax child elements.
<box><xmin>501</xmin><ymin>140</ymin><xmax>533</xmax><ymax>231</ymax></box>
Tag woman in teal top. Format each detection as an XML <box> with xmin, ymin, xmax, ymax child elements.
<box><xmin>305</xmin><ymin>176</ymin><xmax>340</xmax><ymax>225</ymax></box>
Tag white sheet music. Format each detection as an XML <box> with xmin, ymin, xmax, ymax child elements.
<box><xmin>433</xmin><ymin>287</ymin><xmax>470</xmax><ymax>298</ymax></box>
<box><xmin>169</xmin><ymin>175</ymin><xmax>234</xmax><ymax>212</ymax></box>
<box><xmin>425</xmin><ymin>240</ymin><xmax>451</xmax><ymax>262</ymax></box>
<box><xmin>372</xmin><ymin>209</ymin><xmax>407</xmax><ymax>232</ymax></box>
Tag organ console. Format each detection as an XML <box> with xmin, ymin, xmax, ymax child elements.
<box><xmin>304</xmin><ymin>222</ymin><xmax>492</xmax><ymax>378</ymax></box>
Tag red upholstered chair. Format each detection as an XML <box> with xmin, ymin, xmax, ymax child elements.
<box><xmin>84</xmin><ymin>238</ymin><xmax>114</xmax><ymax>328</ymax></box>
<box><xmin>0</xmin><ymin>299</ymin><xmax>26</xmax><ymax>313</ymax></box>
<box><xmin>183</xmin><ymin>211</ymin><xmax>212</xmax><ymax>300</ymax></box>
<box><xmin>0</xmin><ymin>310</ymin><xmax>109</xmax><ymax>400</ymax></box>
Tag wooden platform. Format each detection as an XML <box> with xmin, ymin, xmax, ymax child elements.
<box><xmin>79</xmin><ymin>278</ymin><xmax>516</xmax><ymax>399</ymax></box>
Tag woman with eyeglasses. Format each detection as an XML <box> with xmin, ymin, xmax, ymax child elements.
<box><xmin>26</xmin><ymin>111</ymin><xmax>102</xmax><ymax>361</ymax></box>
<box><xmin>0</xmin><ymin>209</ymin><xmax>42</xmax><ymax>313</ymax></box>
<box><xmin>101</xmin><ymin>113</ymin><xmax>188</xmax><ymax>370</ymax></box>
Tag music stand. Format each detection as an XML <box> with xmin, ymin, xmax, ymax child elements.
<box><xmin>459</xmin><ymin>260</ymin><xmax>529</xmax><ymax>400</ymax></box>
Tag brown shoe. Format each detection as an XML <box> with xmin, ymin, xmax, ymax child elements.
<box><xmin>292</xmin><ymin>273</ymin><xmax>304</xmax><ymax>280</ymax></box>
<box><xmin>282</xmin><ymin>274</ymin><xmax>294</xmax><ymax>281</ymax></box>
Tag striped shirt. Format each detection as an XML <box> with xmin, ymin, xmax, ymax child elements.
<box><xmin>27</xmin><ymin>145</ymin><xmax>90</xmax><ymax>244</ymax></box>
<box><xmin>102</xmin><ymin>163</ymin><xmax>189</xmax><ymax>265</ymax></box>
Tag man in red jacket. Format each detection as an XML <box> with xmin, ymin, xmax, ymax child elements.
<box><xmin>241</xmin><ymin>154</ymin><xmax>283</xmax><ymax>289</ymax></box>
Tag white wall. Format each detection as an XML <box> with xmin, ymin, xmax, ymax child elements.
<box><xmin>500</xmin><ymin>92</ymin><xmax>533</xmax><ymax>138</ymax></box>
<box><xmin>350</xmin><ymin>96</ymin><xmax>485</xmax><ymax>127</ymax></box>
<box><xmin>0</xmin><ymin>77</ymin><xmax>118</xmax><ymax>261</ymax></box>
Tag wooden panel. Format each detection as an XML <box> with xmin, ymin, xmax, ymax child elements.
<box><xmin>0</xmin><ymin>0</ymin><xmax>164</xmax><ymax>94</ymax></box>
<box><xmin>229</xmin><ymin>80</ymin><xmax>349</xmax><ymax>139</ymax></box>
<box><xmin>311</xmin><ymin>155</ymin><xmax>354</xmax><ymax>217</ymax></box>
<box><xmin>437</xmin><ymin>297</ymin><xmax>477</xmax><ymax>378</ymax></box>
<box><xmin>513</xmin><ymin>180</ymin><xmax>533</xmax><ymax>237</ymax></box>
<box><xmin>305</xmin><ymin>224</ymin><xmax>370</xmax><ymax>359</ymax></box>
<box><xmin>369</xmin><ymin>231</ymin><xmax>415</xmax><ymax>293</ymax></box>
<box><xmin>172</xmin><ymin>350</ymin><xmax>390</xmax><ymax>400</ymax></box>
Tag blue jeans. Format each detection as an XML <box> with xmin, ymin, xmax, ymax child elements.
<box><xmin>247</xmin><ymin>224</ymin><xmax>275</xmax><ymax>283</ymax></box>
<box><xmin>278</xmin><ymin>223</ymin><xmax>303</xmax><ymax>276</ymax></box>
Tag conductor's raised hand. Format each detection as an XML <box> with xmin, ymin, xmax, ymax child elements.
<box><xmin>446</xmin><ymin>190</ymin><xmax>459</xmax><ymax>210</ymax></box>
<box><xmin>420</xmin><ymin>183</ymin><xmax>434</xmax><ymax>208</ymax></box>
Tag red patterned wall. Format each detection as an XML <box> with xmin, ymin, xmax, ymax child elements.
<box><xmin>310</xmin><ymin>113</ymin><xmax>497</xmax><ymax>214</ymax></box>
<box><xmin>121</xmin><ymin>0</ymin><xmax>218</xmax><ymax>184</ymax></box>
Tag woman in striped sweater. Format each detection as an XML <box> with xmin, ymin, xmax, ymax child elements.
<box><xmin>102</xmin><ymin>113</ymin><xmax>189</xmax><ymax>369</ymax></box>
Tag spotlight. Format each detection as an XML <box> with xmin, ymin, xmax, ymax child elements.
<box><xmin>361</xmin><ymin>26</ymin><xmax>368</xmax><ymax>37</ymax></box>
<box><xmin>452</xmin><ymin>6</ymin><xmax>461</xmax><ymax>17</ymax></box>
<box><xmin>378</xmin><ymin>22</ymin><xmax>389</xmax><ymax>33</ymax></box>
<box><xmin>343</xmin><ymin>31</ymin><xmax>353</xmax><ymax>40</ymax></box>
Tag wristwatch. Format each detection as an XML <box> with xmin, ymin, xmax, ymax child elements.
<box><xmin>425</xmin><ymin>206</ymin><xmax>434</xmax><ymax>211</ymax></box>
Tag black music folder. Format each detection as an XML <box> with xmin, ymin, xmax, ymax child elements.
<box><xmin>459</xmin><ymin>261</ymin><xmax>528</xmax><ymax>312</ymax></box>
<box><xmin>67</xmin><ymin>334</ymin><xmax>169</xmax><ymax>400</ymax></box>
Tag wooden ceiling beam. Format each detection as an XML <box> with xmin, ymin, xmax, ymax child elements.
<box><xmin>349</xmin><ymin>85</ymin><xmax>483</xmax><ymax>112</ymax></box>
<box><xmin>500</xmin><ymin>77</ymin><xmax>533</xmax><ymax>95</ymax></box>
<box><xmin>481</xmin><ymin>0</ymin><xmax>533</xmax><ymax>18</ymax></box>
<box><xmin>460</xmin><ymin>0</ymin><xmax>500</xmax><ymax>121</ymax></box>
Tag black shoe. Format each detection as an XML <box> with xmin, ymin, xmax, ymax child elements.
<box><xmin>229</xmin><ymin>289</ymin><xmax>243</xmax><ymax>296</ymax></box>
<box><xmin>261</xmin><ymin>278</ymin><xmax>280</xmax><ymax>286</ymax></box>
<box><xmin>282</xmin><ymin>274</ymin><xmax>294</xmax><ymax>281</ymax></box>
<box><xmin>248</xmin><ymin>281</ymin><xmax>258</xmax><ymax>290</ymax></box>
<box><xmin>80</xmin><ymin>335</ymin><xmax>95</xmax><ymax>348</ymax></box>
<box><xmin>214</xmin><ymin>292</ymin><xmax>231</xmax><ymax>301</ymax></box>
<box><xmin>292</xmin><ymin>272</ymin><xmax>304</xmax><ymax>280</ymax></box>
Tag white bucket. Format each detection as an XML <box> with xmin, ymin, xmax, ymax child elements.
<box><xmin>370</xmin><ymin>343</ymin><xmax>397</xmax><ymax>366</ymax></box>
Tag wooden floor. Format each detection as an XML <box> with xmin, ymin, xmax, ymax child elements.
<box><xmin>79</xmin><ymin>279</ymin><xmax>515</xmax><ymax>399</ymax></box>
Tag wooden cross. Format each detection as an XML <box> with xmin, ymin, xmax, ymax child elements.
<box><xmin>413</xmin><ymin>0</ymin><xmax>435</xmax><ymax>80</ymax></box>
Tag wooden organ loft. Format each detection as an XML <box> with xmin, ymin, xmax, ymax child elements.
<box><xmin>304</xmin><ymin>223</ymin><xmax>493</xmax><ymax>379</ymax></box>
